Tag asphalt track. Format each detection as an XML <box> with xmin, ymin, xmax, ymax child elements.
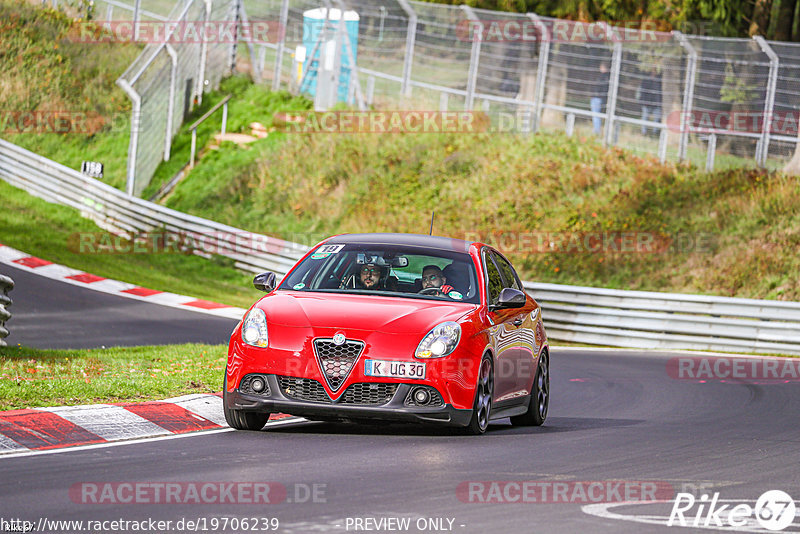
<box><xmin>2</xmin><ymin>266</ymin><xmax>800</xmax><ymax>532</ymax></box>
<box><xmin>1</xmin><ymin>263</ymin><xmax>238</xmax><ymax>349</ymax></box>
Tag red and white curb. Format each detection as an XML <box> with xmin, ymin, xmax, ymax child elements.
<box><xmin>0</xmin><ymin>394</ymin><xmax>297</xmax><ymax>456</ymax></box>
<box><xmin>0</xmin><ymin>243</ymin><xmax>247</xmax><ymax>320</ymax></box>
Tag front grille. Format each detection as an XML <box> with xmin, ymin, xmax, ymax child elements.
<box><xmin>340</xmin><ymin>383</ymin><xmax>398</xmax><ymax>405</ymax></box>
<box><xmin>239</xmin><ymin>374</ymin><xmax>271</xmax><ymax>396</ymax></box>
<box><xmin>313</xmin><ymin>338</ymin><xmax>364</xmax><ymax>392</ymax></box>
<box><xmin>404</xmin><ymin>386</ymin><xmax>445</xmax><ymax>407</ymax></box>
<box><xmin>277</xmin><ymin>376</ymin><xmax>398</xmax><ymax>406</ymax></box>
<box><xmin>278</xmin><ymin>376</ymin><xmax>331</xmax><ymax>403</ymax></box>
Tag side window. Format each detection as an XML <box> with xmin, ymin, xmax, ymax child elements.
<box><xmin>483</xmin><ymin>251</ymin><xmax>503</xmax><ymax>306</ymax></box>
<box><xmin>492</xmin><ymin>252</ymin><xmax>522</xmax><ymax>291</ymax></box>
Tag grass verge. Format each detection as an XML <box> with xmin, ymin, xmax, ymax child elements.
<box><xmin>0</xmin><ymin>344</ymin><xmax>226</xmax><ymax>411</ymax></box>
<box><xmin>0</xmin><ymin>179</ymin><xmax>261</xmax><ymax>309</ymax></box>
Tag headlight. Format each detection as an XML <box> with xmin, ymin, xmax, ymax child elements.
<box><xmin>415</xmin><ymin>321</ymin><xmax>461</xmax><ymax>359</ymax></box>
<box><xmin>241</xmin><ymin>308</ymin><xmax>268</xmax><ymax>348</ymax></box>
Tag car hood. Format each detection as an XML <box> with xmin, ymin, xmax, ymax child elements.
<box><xmin>256</xmin><ymin>291</ymin><xmax>475</xmax><ymax>334</ymax></box>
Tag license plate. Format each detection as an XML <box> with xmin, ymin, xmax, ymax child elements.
<box><xmin>364</xmin><ymin>359</ymin><xmax>426</xmax><ymax>379</ymax></box>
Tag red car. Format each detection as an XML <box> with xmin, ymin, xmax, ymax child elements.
<box><xmin>224</xmin><ymin>233</ymin><xmax>549</xmax><ymax>435</ymax></box>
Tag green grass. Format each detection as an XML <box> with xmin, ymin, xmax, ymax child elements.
<box><xmin>0</xmin><ymin>344</ymin><xmax>226</xmax><ymax>410</ymax></box>
<box><xmin>0</xmin><ymin>179</ymin><xmax>261</xmax><ymax>308</ymax></box>
<box><xmin>160</xmin><ymin>93</ymin><xmax>800</xmax><ymax>301</ymax></box>
<box><xmin>0</xmin><ymin>0</ymin><xmax>143</xmax><ymax>190</ymax></box>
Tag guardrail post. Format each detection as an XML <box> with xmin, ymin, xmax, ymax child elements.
<box><xmin>272</xmin><ymin>0</ymin><xmax>290</xmax><ymax>91</ymax></box>
<box><xmin>221</xmin><ymin>101</ymin><xmax>228</xmax><ymax>135</ymax></box>
<box><xmin>603</xmin><ymin>30</ymin><xmax>622</xmax><ymax>147</ymax></box>
<box><xmin>397</xmin><ymin>0</ymin><xmax>417</xmax><ymax>98</ymax></box>
<box><xmin>706</xmin><ymin>133</ymin><xmax>717</xmax><ymax>171</ymax></box>
<box><xmin>674</xmin><ymin>31</ymin><xmax>697</xmax><ymax>162</ymax></box>
<box><xmin>528</xmin><ymin>13</ymin><xmax>550</xmax><ymax>134</ymax></box>
<box><xmin>565</xmin><ymin>113</ymin><xmax>575</xmax><ymax>136</ymax></box>
<box><xmin>754</xmin><ymin>36</ymin><xmax>779</xmax><ymax>167</ymax></box>
<box><xmin>190</xmin><ymin>128</ymin><xmax>198</xmax><ymax>168</ymax></box>
<box><xmin>440</xmin><ymin>92</ymin><xmax>448</xmax><ymax>111</ymax></box>
<box><xmin>460</xmin><ymin>5</ymin><xmax>482</xmax><ymax>110</ymax></box>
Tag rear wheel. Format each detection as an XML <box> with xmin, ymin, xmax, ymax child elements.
<box><xmin>464</xmin><ymin>355</ymin><xmax>494</xmax><ymax>435</ymax></box>
<box><xmin>511</xmin><ymin>351</ymin><xmax>549</xmax><ymax>427</ymax></box>
<box><xmin>223</xmin><ymin>375</ymin><xmax>269</xmax><ymax>431</ymax></box>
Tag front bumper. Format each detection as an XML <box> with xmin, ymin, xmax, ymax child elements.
<box><xmin>225</xmin><ymin>375</ymin><xmax>472</xmax><ymax>427</ymax></box>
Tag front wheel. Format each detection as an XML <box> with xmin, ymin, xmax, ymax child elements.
<box><xmin>464</xmin><ymin>356</ymin><xmax>494</xmax><ymax>435</ymax></box>
<box><xmin>223</xmin><ymin>375</ymin><xmax>269</xmax><ymax>431</ymax></box>
<box><xmin>511</xmin><ymin>351</ymin><xmax>549</xmax><ymax>427</ymax></box>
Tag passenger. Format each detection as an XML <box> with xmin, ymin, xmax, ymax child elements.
<box><xmin>420</xmin><ymin>265</ymin><xmax>454</xmax><ymax>296</ymax></box>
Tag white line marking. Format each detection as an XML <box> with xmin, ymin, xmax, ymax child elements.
<box><xmin>0</xmin><ymin>417</ymin><xmax>308</xmax><ymax>459</ymax></box>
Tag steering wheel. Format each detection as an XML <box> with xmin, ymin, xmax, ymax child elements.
<box><xmin>419</xmin><ymin>287</ymin><xmax>442</xmax><ymax>296</ymax></box>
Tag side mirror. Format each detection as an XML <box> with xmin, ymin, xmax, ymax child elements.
<box><xmin>253</xmin><ymin>272</ymin><xmax>277</xmax><ymax>292</ymax></box>
<box><xmin>492</xmin><ymin>288</ymin><xmax>527</xmax><ymax>310</ymax></box>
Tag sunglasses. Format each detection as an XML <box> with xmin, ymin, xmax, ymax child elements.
<box><xmin>422</xmin><ymin>274</ymin><xmax>441</xmax><ymax>282</ymax></box>
<box><xmin>361</xmin><ymin>267</ymin><xmax>380</xmax><ymax>275</ymax></box>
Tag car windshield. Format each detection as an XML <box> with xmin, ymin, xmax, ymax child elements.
<box><xmin>278</xmin><ymin>243</ymin><xmax>480</xmax><ymax>304</ymax></box>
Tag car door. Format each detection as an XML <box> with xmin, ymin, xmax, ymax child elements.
<box><xmin>490</xmin><ymin>250</ymin><xmax>538</xmax><ymax>400</ymax></box>
<box><xmin>483</xmin><ymin>248</ymin><xmax>523</xmax><ymax>403</ymax></box>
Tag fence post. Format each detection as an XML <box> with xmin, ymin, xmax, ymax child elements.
<box><xmin>658</xmin><ymin>128</ymin><xmax>668</xmax><ymax>163</ymax></box>
<box><xmin>460</xmin><ymin>5</ymin><xmax>482</xmax><ymax>110</ymax></box>
<box><xmin>674</xmin><ymin>31</ymin><xmax>697</xmax><ymax>162</ymax></box>
<box><xmin>439</xmin><ymin>92</ymin><xmax>449</xmax><ymax>111</ymax></box>
<box><xmin>366</xmin><ymin>75</ymin><xmax>375</xmax><ymax>106</ymax></box>
<box><xmin>229</xmin><ymin>0</ymin><xmax>241</xmax><ymax>76</ymax></box>
<box><xmin>132</xmin><ymin>0</ymin><xmax>141</xmax><ymax>41</ymax></box>
<box><xmin>603</xmin><ymin>26</ymin><xmax>622</xmax><ymax>147</ymax></box>
<box><xmin>754</xmin><ymin>36</ymin><xmax>779</xmax><ymax>168</ymax></box>
<box><xmin>528</xmin><ymin>13</ymin><xmax>550</xmax><ymax>134</ymax></box>
<box><xmin>116</xmin><ymin>79</ymin><xmax>141</xmax><ymax>196</ymax></box>
<box><xmin>397</xmin><ymin>0</ymin><xmax>417</xmax><ymax>98</ymax></box>
<box><xmin>706</xmin><ymin>133</ymin><xmax>717</xmax><ymax>171</ymax></box>
<box><xmin>272</xmin><ymin>0</ymin><xmax>290</xmax><ymax>91</ymax></box>
<box><xmin>105</xmin><ymin>4</ymin><xmax>113</xmax><ymax>25</ymax></box>
<box><xmin>565</xmin><ymin>113</ymin><xmax>575</xmax><ymax>137</ymax></box>
<box><xmin>196</xmin><ymin>0</ymin><xmax>213</xmax><ymax>106</ymax></box>
<box><xmin>164</xmin><ymin>44</ymin><xmax>178</xmax><ymax>161</ymax></box>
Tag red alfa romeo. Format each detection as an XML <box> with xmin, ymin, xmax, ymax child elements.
<box><xmin>224</xmin><ymin>233</ymin><xmax>549</xmax><ymax>434</ymax></box>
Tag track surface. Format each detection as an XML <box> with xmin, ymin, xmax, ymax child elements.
<box><xmin>2</xmin><ymin>266</ymin><xmax>800</xmax><ymax>532</ymax></box>
<box><xmin>1</xmin><ymin>349</ymin><xmax>800</xmax><ymax>533</ymax></box>
<box><xmin>1</xmin><ymin>263</ymin><xmax>238</xmax><ymax>349</ymax></box>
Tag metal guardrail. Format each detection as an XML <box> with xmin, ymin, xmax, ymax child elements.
<box><xmin>0</xmin><ymin>274</ymin><xmax>13</xmax><ymax>347</ymax></box>
<box><xmin>2</xmin><ymin>138</ymin><xmax>800</xmax><ymax>355</ymax></box>
<box><xmin>525</xmin><ymin>282</ymin><xmax>800</xmax><ymax>356</ymax></box>
<box><xmin>0</xmin><ymin>138</ymin><xmax>307</xmax><ymax>275</ymax></box>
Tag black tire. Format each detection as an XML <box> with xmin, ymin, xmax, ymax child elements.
<box><xmin>511</xmin><ymin>351</ymin><xmax>549</xmax><ymax>427</ymax></box>
<box><xmin>464</xmin><ymin>355</ymin><xmax>494</xmax><ymax>435</ymax></box>
<box><xmin>223</xmin><ymin>375</ymin><xmax>269</xmax><ymax>431</ymax></box>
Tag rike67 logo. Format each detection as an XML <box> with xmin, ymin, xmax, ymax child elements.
<box><xmin>668</xmin><ymin>490</ymin><xmax>796</xmax><ymax>531</ymax></box>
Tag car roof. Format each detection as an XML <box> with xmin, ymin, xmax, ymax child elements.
<box><xmin>323</xmin><ymin>233</ymin><xmax>475</xmax><ymax>252</ymax></box>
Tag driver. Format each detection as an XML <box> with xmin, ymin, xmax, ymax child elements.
<box><xmin>357</xmin><ymin>263</ymin><xmax>383</xmax><ymax>289</ymax></box>
<box><xmin>420</xmin><ymin>265</ymin><xmax>454</xmax><ymax>296</ymax></box>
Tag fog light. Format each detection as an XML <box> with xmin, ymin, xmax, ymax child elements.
<box><xmin>413</xmin><ymin>388</ymin><xmax>431</xmax><ymax>405</ymax></box>
<box><xmin>251</xmin><ymin>377</ymin><xmax>266</xmax><ymax>393</ymax></box>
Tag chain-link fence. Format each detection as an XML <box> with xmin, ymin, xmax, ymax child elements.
<box><xmin>80</xmin><ymin>0</ymin><xmax>800</xmax><ymax>196</ymax></box>
<box><xmin>242</xmin><ymin>0</ymin><xmax>800</xmax><ymax>175</ymax></box>
<box><xmin>95</xmin><ymin>0</ymin><xmax>240</xmax><ymax>196</ymax></box>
